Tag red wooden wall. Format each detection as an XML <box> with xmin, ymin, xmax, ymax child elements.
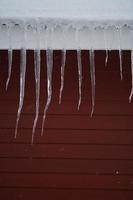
<box><xmin>0</xmin><ymin>50</ymin><xmax>133</xmax><ymax>200</ymax></box>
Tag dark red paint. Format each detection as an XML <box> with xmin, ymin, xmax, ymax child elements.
<box><xmin>0</xmin><ymin>50</ymin><xmax>133</xmax><ymax>200</ymax></box>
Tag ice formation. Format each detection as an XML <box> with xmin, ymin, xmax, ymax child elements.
<box><xmin>89</xmin><ymin>49</ymin><xmax>96</xmax><ymax>117</ymax></box>
<box><xmin>103</xmin><ymin>29</ymin><xmax>109</xmax><ymax>67</ymax></box>
<box><xmin>32</xmin><ymin>49</ymin><xmax>41</xmax><ymax>144</ymax></box>
<box><xmin>59</xmin><ymin>49</ymin><xmax>66</xmax><ymax>104</ymax></box>
<box><xmin>129</xmin><ymin>50</ymin><xmax>133</xmax><ymax>102</ymax></box>
<box><xmin>6</xmin><ymin>25</ymin><xmax>13</xmax><ymax>90</ymax></box>
<box><xmin>41</xmin><ymin>48</ymin><xmax>53</xmax><ymax>136</ymax></box>
<box><xmin>0</xmin><ymin>19</ymin><xmax>132</xmax><ymax>141</ymax></box>
<box><xmin>77</xmin><ymin>49</ymin><xmax>82</xmax><ymax>110</ymax></box>
<box><xmin>6</xmin><ymin>48</ymin><xmax>13</xmax><ymax>90</ymax></box>
<box><xmin>117</xmin><ymin>28</ymin><xmax>123</xmax><ymax>80</ymax></box>
<box><xmin>31</xmin><ymin>22</ymin><xmax>41</xmax><ymax>143</ymax></box>
<box><xmin>14</xmin><ymin>48</ymin><xmax>26</xmax><ymax>138</ymax></box>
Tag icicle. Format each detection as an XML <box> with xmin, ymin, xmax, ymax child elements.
<box><xmin>117</xmin><ymin>28</ymin><xmax>123</xmax><ymax>80</ymax></box>
<box><xmin>6</xmin><ymin>25</ymin><xmax>13</xmax><ymax>90</ymax></box>
<box><xmin>89</xmin><ymin>49</ymin><xmax>96</xmax><ymax>117</ymax></box>
<box><xmin>129</xmin><ymin>50</ymin><xmax>133</xmax><ymax>103</ymax></box>
<box><xmin>119</xmin><ymin>49</ymin><xmax>123</xmax><ymax>80</ymax></box>
<box><xmin>31</xmin><ymin>49</ymin><xmax>41</xmax><ymax>144</ymax></box>
<box><xmin>6</xmin><ymin>48</ymin><xmax>13</xmax><ymax>90</ymax></box>
<box><xmin>75</xmin><ymin>28</ymin><xmax>82</xmax><ymax>109</ymax></box>
<box><xmin>103</xmin><ymin>29</ymin><xmax>109</xmax><ymax>67</ymax></box>
<box><xmin>14</xmin><ymin>22</ymin><xmax>27</xmax><ymax>139</ymax></box>
<box><xmin>59</xmin><ymin>49</ymin><xmax>66</xmax><ymax>104</ymax></box>
<box><xmin>105</xmin><ymin>50</ymin><xmax>109</xmax><ymax>66</ymax></box>
<box><xmin>41</xmin><ymin>49</ymin><xmax>53</xmax><ymax>136</ymax></box>
<box><xmin>14</xmin><ymin>48</ymin><xmax>26</xmax><ymax>138</ymax></box>
<box><xmin>31</xmin><ymin>21</ymin><xmax>41</xmax><ymax>144</ymax></box>
<box><xmin>77</xmin><ymin>49</ymin><xmax>82</xmax><ymax>109</ymax></box>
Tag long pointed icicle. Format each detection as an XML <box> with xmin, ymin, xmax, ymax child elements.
<box><xmin>59</xmin><ymin>49</ymin><xmax>66</xmax><ymax>104</ymax></box>
<box><xmin>6</xmin><ymin>48</ymin><xmax>13</xmax><ymax>90</ymax></box>
<box><xmin>103</xmin><ymin>29</ymin><xmax>109</xmax><ymax>67</ymax></box>
<box><xmin>75</xmin><ymin>29</ymin><xmax>82</xmax><ymax>109</ymax></box>
<box><xmin>77</xmin><ymin>49</ymin><xmax>82</xmax><ymax>109</ymax></box>
<box><xmin>118</xmin><ymin>28</ymin><xmax>123</xmax><ymax>80</ymax></box>
<box><xmin>31</xmin><ymin>49</ymin><xmax>41</xmax><ymax>144</ymax></box>
<box><xmin>129</xmin><ymin>50</ymin><xmax>133</xmax><ymax>103</ymax></box>
<box><xmin>6</xmin><ymin>24</ymin><xmax>13</xmax><ymax>90</ymax></box>
<box><xmin>89</xmin><ymin>49</ymin><xmax>96</xmax><ymax>117</ymax></box>
<box><xmin>105</xmin><ymin>50</ymin><xmax>109</xmax><ymax>67</ymax></box>
<box><xmin>41</xmin><ymin>49</ymin><xmax>53</xmax><ymax>136</ymax></box>
<box><xmin>14</xmin><ymin>48</ymin><xmax>26</xmax><ymax>138</ymax></box>
<box><xmin>119</xmin><ymin>49</ymin><xmax>123</xmax><ymax>80</ymax></box>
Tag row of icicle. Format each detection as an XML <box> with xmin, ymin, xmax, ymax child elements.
<box><xmin>4</xmin><ymin>24</ymin><xmax>133</xmax><ymax>144</ymax></box>
<box><xmin>5</xmin><ymin>48</ymin><xmax>133</xmax><ymax>144</ymax></box>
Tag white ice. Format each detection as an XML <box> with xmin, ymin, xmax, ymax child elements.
<box><xmin>14</xmin><ymin>48</ymin><xmax>26</xmax><ymax>138</ymax></box>
<box><xmin>103</xmin><ymin>29</ymin><xmax>109</xmax><ymax>67</ymax></box>
<box><xmin>32</xmin><ymin>49</ymin><xmax>41</xmax><ymax>144</ymax></box>
<box><xmin>41</xmin><ymin>49</ymin><xmax>53</xmax><ymax>136</ymax></box>
<box><xmin>6</xmin><ymin>48</ymin><xmax>13</xmax><ymax>90</ymax></box>
<box><xmin>117</xmin><ymin>28</ymin><xmax>123</xmax><ymax>80</ymax></box>
<box><xmin>77</xmin><ymin>49</ymin><xmax>82</xmax><ymax>109</ymax></box>
<box><xmin>89</xmin><ymin>49</ymin><xmax>96</xmax><ymax>117</ymax></box>
<box><xmin>129</xmin><ymin>50</ymin><xmax>133</xmax><ymax>102</ymax></box>
<box><xmin>59</xmin><ymin>49</ymin><xmax>66</xmax><ymax>104</ymax></box>
<box><xmin>6</xmin><ymin>25</ymin><xmax>13</xmax><ymax>90</ymax></box>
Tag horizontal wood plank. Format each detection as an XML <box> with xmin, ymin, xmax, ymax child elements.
<box><xmin>0</xmin><ymin>174</ymin><xmax>133</xmax><ymax>190</ymax></box>
<box><xmin>0</xmin><ymin>189</ymin><xmax>133</xmax><ymax>200</ymax></box>
<box><xmin>0</xmin><ymin>115</ymin><xmax>133</xmax><ymax>129</ymax></box>
<box><xmin>0</xmin><ymin>129</ymin><xmax>133</xmax><ymax>145</ymax></box>
<box><xmin>0</xmin><ymin>144</ymin><xmax>133</xmax><ymax>159</ymax></box>
<box><xmin>0</xmin><ymin>159</ymin><xmax>133</xmax><ymax>175</ymax></box>
<box><xmin>0</xmin><ymin>101</ymin><xmax>133</xmax><ymax>115</ymax></box>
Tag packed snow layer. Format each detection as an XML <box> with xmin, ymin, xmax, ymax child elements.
<box><xmin>0</xmin><ymin>0</ymin><xmax>133</xmax><ymax>49</ymax></box>
<box><xmin>0</xmin><ymin>0</ymin><xmax>133</xmax><ymax>20</ymax></box>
